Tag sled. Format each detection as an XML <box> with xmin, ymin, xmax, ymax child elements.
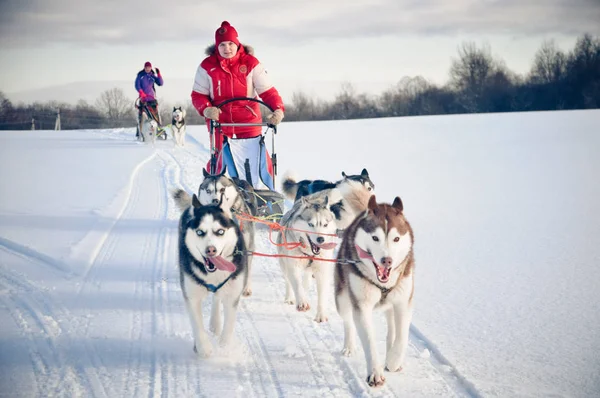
<box><xmin>209</xmin><ymin>97</ymin><xmax>285</xmax><ymax>221</ymax></box>
<box><xmin>135</xmin><ymin>98</ymin><xmax>167</xmax><ymax>141</ymax></box>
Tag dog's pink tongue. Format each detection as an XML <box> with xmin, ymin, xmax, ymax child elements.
<box><xmin>355</xmin><ymin>244</ymin><xmax>373</xmax><ymax>260</ymax></box>
<box><xmin>318</xmin><ymin>242</ymin><xmax>337</xmax><ymax>250</ymax></box>
<box><xmin>210</xmin><ymin>256</ymin><xmax>237</xmax><ymax>273</ymax></box>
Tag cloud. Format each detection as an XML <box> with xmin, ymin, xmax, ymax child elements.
<box><xmin>1</xmin><ymin>0</ymin><xmax>599</xmax><ymax>48</ymax></box>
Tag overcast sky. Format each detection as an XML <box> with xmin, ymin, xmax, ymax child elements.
<box><xmin>1</xmin><ymin>0</ymin><xmax>599</xmax><ymax>102</ymax></box>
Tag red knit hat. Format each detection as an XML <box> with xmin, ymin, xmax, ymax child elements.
<box><xmin>215</xmin><ymin>21</ymin><xmax>240</xmax><ymax>47</ymax></box>
<box><xmin>144</xmin><ymin>61</ymin><xmax>152</xmax><ymax>68</ymax></box>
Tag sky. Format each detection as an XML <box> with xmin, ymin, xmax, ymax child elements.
<box><xmin>1</xmin><ymin>0</ymin><xmax>600</xmax><ymax>104</ymax></box>
<box><xmin>1</xmin><ymin>109</ymin><xmax>600</xmax><ymax>397</ymax></box>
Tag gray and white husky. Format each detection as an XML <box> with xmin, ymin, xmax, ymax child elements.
<box><xmin>282</xmin><ymin>168</ymin><xmax>375</xmax><ymax>232</ymax></box>
<box><xmin>173</xmin><ymin>167</ymin><xmax>256</xmax><ymax>296</ymax></box>
<box><xmin>335</xmin><ymin>195</ymin><xmax>415</xmax><ymax>387</ymax></box>
<box><xmin>277</xmin><ymin>194</ymin><xmax>338</xmax><ymax>322</ymax></box>
<box><xmin>170</xmin><ymin>106</ymin><xmax>187</xmax><ymax>147</ymax></box>
<box><xmin>176</xmin><ymin>194</ymin><xmax>248</xmax><ymax>357</ymax></box>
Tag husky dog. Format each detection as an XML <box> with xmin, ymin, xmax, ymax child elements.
<box><xmin>170</xmin><ymin>106</ymin><xmax>187</xmax><ymax>147</ymax></box>
<box><xmin>282</xmin><ymin>169</ymin><xmax>375</xmax><ymax>232</ymax></box>
<box><xmin>282</xmin><ymin>168</ymin><xmax>374</xmax><ymax>201</ymax></box>
<box><xmin>140</xmin><ymin>117</ymin><xmax>158</xmax><ymax>144</ymax></box>
<box><xmin>172</xmin><ymin>167</ymin><xmax>256</xmax><ymax>296</ymax></box>
<box><xmin>335</xmin><ymin>195</ymin><xmax>415</xmax><ymax>387</ymax></box>
<box><xmin>176</xmin><ymin>194</ymin><xmax>248</xmax><ymax>357</ymax></box>
<box><xmin>277</xmin><ymin>194</ymin><xmax>338</xmax><ymax>322</ymax></box>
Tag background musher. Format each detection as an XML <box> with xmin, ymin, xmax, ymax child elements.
<box><xmin>191</xmin><ymin>21</ymin><xmax>285</xmax><ymax>189</ymax></box>
<box><xmin>135</xmin><ymin>61</ymin><xmax>164</xmax><ymax>139</ymax></box>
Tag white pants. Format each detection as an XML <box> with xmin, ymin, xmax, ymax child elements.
<box><xmin>227</xmin><ymin>136</ymin><xmax>268</xmax><ymax>190</ymax></box>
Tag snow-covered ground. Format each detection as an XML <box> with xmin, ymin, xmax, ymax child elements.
<box><xmin>1</xmin><ymin>109</ymin><xmax>599</xmax><ymax>397</ymax></box>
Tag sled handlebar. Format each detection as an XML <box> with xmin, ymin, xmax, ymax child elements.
<box><xmin>216</xmin><ymin>122</ymin><xmax>273</xmax><ymax>127</ymax></box>
<box><xmin>212</xmin><ymin>97</ymin><xmax>278</xmax><ymax>132</ymax></box>
<box><xmin>214</xmin><ymin>97</ymin><xmax>275</xmax><ymax>112</ymax></box>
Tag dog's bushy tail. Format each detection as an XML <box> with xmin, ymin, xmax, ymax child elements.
<box><xmin>281</xmin><ymin>170</ymin><xmax>299</xmax><ymax>201</ymax></box>
<box><xmin>172</xmin><ymin>189</ymin><xmax>193</xmax><ymax>212</ymax></box>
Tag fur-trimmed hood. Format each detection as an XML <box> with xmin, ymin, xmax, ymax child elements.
<box><xmin>205</xmin><ymin>44</ymin><xmax>254</xmax><ymax>56</ymax></box>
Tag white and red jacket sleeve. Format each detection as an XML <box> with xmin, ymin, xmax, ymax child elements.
<box><xmin>250</xmin><ymin>62</ymin><xmax>285</xmax><ymax>112</ymax></box>
<box><xmin>191</xmin><ymin>66</ymin><xmax>213</xmax><ymax>115</ymax></box>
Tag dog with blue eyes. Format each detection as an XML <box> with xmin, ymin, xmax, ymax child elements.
<box><xmin>175</xmin><ymin>193</ymin><xmax>248</xmax><ymax>357</ymax></box>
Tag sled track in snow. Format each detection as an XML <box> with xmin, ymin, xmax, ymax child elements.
<box><xmin>75</xmin><ymin>151</ymin><xmax>159</xmax><ymax>293</ymax></box>
<box><xmin>409</xmin><ymin>326</ymin><xmax>482</xmax><ymax>398</ymax></box>
<box><xmin>0</xmin><ymin>237</ymin><xmax>72</xmax><ymax>276</ymax></box>
<box><xmin>0</xmin><ymin>260</ymin><xmax>106</xmax><ymax>397</ymax></box>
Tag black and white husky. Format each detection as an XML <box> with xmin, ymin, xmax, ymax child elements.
<box><xmin>335</xmin><ymin>195</ymin><xmax>415</xmax><ymax>387</ymax></box>
<box><xmin>173</xmin><ymin>167</ymin><xmax>256</xmax><ymax>296</ymax></box>
<box><xmin>282</xmin><ymin>168</ymin><xmax>375</xmax><ymax>232</ymax></box>
<box><xmin>176</xmin><ymin>194</ymin><xmax>248</xmax><ymax>357</ymax></box>
<box><xmin>169</xmin><ymin>106</ymin><xmax>186</xmax><ymax>147</ymax></box>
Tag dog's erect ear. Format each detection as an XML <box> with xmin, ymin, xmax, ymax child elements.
<box><xmin>392</xmin><ymin>196</ymin><xmax>403</xmax><ymax>212</ymax></box>
<box><xmin>361</xmin><ymin>168</ymin><xmax>369</xmax><ymax>178</ymax></box>
<box><xmin>218</xmin><ymin>165</ymin><xmax>227</xmax><ymax>177</ymax></box>
<box><xmin>342</xmin><ymin>171</ymin><xmax>347</xmax><ymax>178</ymax></box>
<box><xmin>173</xmin><ymin>107</ymin><xmax>176</xmax><ymax>111</ymax></box>
<box><xmin>203</xmin><ymin>168</ymin><xmax>210</xmax><ymax>178</ymax></box>
<box><xmin>192</xmin><ymin>194</ymin><xmax>202</xmax><ymax>208</ymax></box>
<box><xmin>367</xmin><ymin>195</ymin><xmax>377</xmax><ymax>211</ymax></box>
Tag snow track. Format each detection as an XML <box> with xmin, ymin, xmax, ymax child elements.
<box><xmin>0</xmin><ymin>131</ymin><xmax>476</xmax><ymax>397</ymax></box>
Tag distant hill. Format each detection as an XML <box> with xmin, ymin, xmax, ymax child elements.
<box><xmin>5</xmin><ymin>79</ymin><xmax>396</xmax><ymax>107</ymax></box>
<box><xmin>5</xmin><ymin>79</ymin><xmax>195</xmax><ymax>107</ymax></box>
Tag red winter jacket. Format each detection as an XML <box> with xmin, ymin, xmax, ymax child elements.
<box><xmin>191</xmin><ymin>45</ymin><xmax>285</xmax><ymax>139</ymax></box>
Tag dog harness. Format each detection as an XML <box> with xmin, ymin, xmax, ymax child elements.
<box><xmin>188</xmin><ymin>262</ymin><xmax>236</xmax><ymax>293</ymax></box>
<box><xmin>195</xmin><ymin>273</ymin><xmax>235</xmax><ymax>293</ymax></box>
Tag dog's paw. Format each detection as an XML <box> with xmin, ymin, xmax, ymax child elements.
<box><xmin>193</xmin><ymin>342</ymin><xmax>213</xmax><ymax>358</ymax></box>
<box><xmin>366</xmin><ymin>368</ymin><xmax>386</xmax><ymax>387</ymax></box>
<box><xmin>243</xmin><ymin>287</ymin><xmax>253</xmax><ymax>297</ymax></box>
<box><xmin>209</xmin><ymin>322</ymin><xmax>222</xmax><ymax>336</ymax></box>
<box><xmin>314</xmin><ymin>312</ymin><xmax>328</xmax><ymax>323</ymax></box>
<box><xmin>341</xmin><ymin>346</ymin><xmax>355</xmax><ymax>357</ymax></box>
<box><xmin>385</xmin><ymin>350</ymin><xmax>404</xmax><ymax>372</ymax></box>
<box><xmin>296</xmin><ymin>302</ymin><xmax>311</xmax><ymax>312</ymax></box>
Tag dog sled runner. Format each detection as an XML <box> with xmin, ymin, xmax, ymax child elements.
<box><xmin>135</xmin><ymin>98</ymin><xmax>167</xmax><ymax>141</ymax></box>
<box><xmin>209</xmin><ymin>97</ymin><xmax>285</xmax><ymax>221</ymax></box>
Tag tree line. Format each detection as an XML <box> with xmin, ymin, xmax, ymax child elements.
<box><xmin>0</xmin><ymin>33</ymin><xmax>598</xmax><ymax>130</ymax></box>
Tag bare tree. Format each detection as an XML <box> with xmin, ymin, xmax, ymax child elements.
<box><xmin>96</xmin><ymin>88</ymin><xmax>133</xmax><ymax>125</ymax></box>
<box><xmin>529</xmin><ymin>40</ymin><xmax>567</xmax><ymax>84</ymax></box>
<box><xmin>450</xmin><ymin>42</ymin><xmax>495</xmax><ymax>91</ymax></box>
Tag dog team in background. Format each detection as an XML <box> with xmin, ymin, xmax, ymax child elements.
<box><xmin>172</xmin><ymin>166</ymin><xmax>416</xmax><ymax>388</ymax></box>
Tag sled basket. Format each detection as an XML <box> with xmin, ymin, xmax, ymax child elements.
<box><xmin>253</xmin><ymin>189</ymin><xmax>285</xmax><ymax>222</ymax></box>
<box><xmin>209</xmin><ymin>97</ymin><xmax>284</xmax><ymax>221</ymax></box>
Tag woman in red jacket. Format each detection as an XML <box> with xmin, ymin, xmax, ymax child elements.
<box><xmin>191</xmin><ymin>21</ymin><xmax>285</xmax><ymax>188</ymax></box>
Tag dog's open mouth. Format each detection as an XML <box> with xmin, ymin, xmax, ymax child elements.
<box><xmin>373</xmin><ymin>263</ymin><xmax>391</xmax><ymax>283</ymax></box>
<box><xmin>306</xmin><ymin>236</ymin><xmax>337</xmax><ymax>256</ymax></box>
<box><xmin>202</xmin><ymin>255</ymin><xmax>237</xmax><ymax>273</ymax></box>
<box><xmin>307</xmin><ymin>236</ymin><xmax>321</xmax><ymax>255</ymax></box>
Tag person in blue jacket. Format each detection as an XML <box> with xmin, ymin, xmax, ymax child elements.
<box><xmin>135</xmin><ymin>61</ymin><xmax>164</xmax><ymax>136</ymax></box>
